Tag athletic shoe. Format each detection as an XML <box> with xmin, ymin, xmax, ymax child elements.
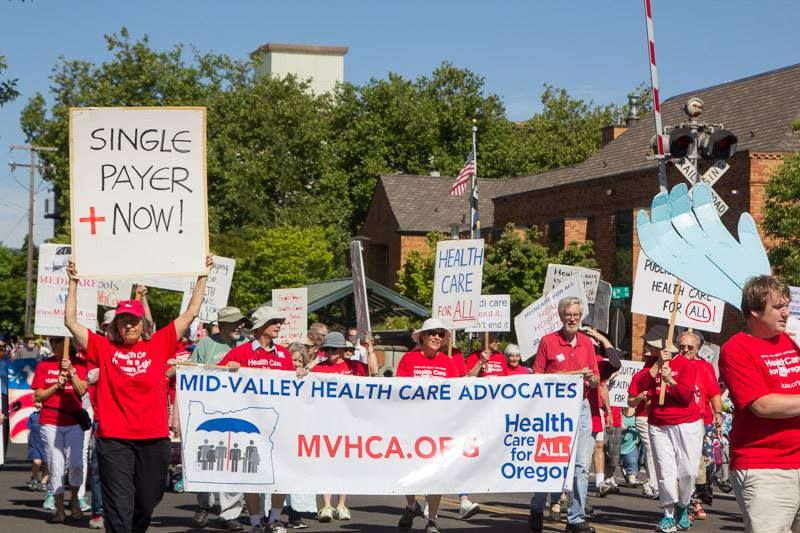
<box><xmin>79</xmin><ymin>496</ymin><xmax>91</xmax><ymax>512</ymax></box>
<box><xmin>675</xmin><ymin>505</ymin><xmax>691</xmax><ymax>530</ymax></box>
<box><xmin>458</xmin><ymin>498</ymin><xmax>480</xmax><ymax>519</ymax></box>
<box><xmin>192</xmin><ymin>508</ymin><xmax>210</xmax><ymax>527</ymax></box>
<box><xmin>88</xmin><ymin>514</ymin><xmax>104</xmax><ymax>529</ymax></box>
<box><xmin>398</xmin><ymin>502</ymin><xmax>423</xmax><ymax>531</ymax></box>
<box><xmin>25</xmin><ymin>479</ymin><xmax>37</xmax><ymax>491</ymax></box>
<box><xmin>564</xmin><ymin>521</ymin><xmax>595</xmax><ymax>532</ymax></box>
<box><xmin>335</xmin><ymin>506</ymin><xmax>351</xmax><ymax>520</ymax></box>
<box><xmin>596</xmin><ymin>484</ymin><xmax>612</xmax><ymax>497</ymax></box>
<box><xmin>627</xmin><ymin>474</ymin><xmax>639</xmax><ymax>487</ymax></box>
<box><xmin>42</xmin><ymin>493</ymin><xmax>55</xmax><ymax>511</ymax></box>
<box><xmin>266</xmin><ymin>521</ymin><xmax>287</xmax><ymax>533</ymax></box>
<box><xmin>35</xmin><ymin>481</ymin><xmax>48</xmax><ymax>492</ymax></box>
<box><xmin>219</xmin><ymin>518</ymin><xmax>244</xmax><ymax>531</ymax></box>
<box><xmin>656</xmin><ymin>516</ymin><xmax>677</xmax><ymax>533</ymax></box>
<box><xmin>425</xmin><ymin>520</ymin><xmax>441</xmax><ymax>533</ymax></box>
<box><xmin>529</xmin><ymin>510</ymin><xmax>544</xmax><ymax>532</ymax></box>
<box><xmin>317</xmin><ymin>505</ymin><xmax>334</xmax><ymax>523</ymax></box>
<box><xmin>550</xmin><ymin>502</ymin><xmax>561</xmax><ymax>521</ymax></box>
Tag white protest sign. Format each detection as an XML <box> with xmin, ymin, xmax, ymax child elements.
<box><xmin>180</xmin><ymin>256</ymin><xmax>235</xmax><ymax>323</ymax></box>
<box><xmin>606</xmin><ymin>360</ymin><xmax>646</xmax><ymax>408</ymax></box>
<box><xmin>96</xmin><ymin>280</ymin><xmax>133</xmax><ymax>308</ymax></box>
<box><xmin>34</xmin><ymin>243</ymin><xmax>97</xmax><ymax>336</ymax></box>
<box><xmin>273</xmin><ymin>288</ymin><xmax>308</xmax><ymax>345</ymax></box>
<box><xmin>543</xmin><ymin>264</ymin><xmax>601</xmax><ymax>304</ymax></box>
<box><xmin>127</xmin><ymin>276</ymin><xmax>188</xmax><ymax>292</ymax></box>
<box><xmin>585</xmin><ymin>280</ymin><xmax>612</xmax><ymax>333</ymax></box>
<box><xmin>631</xmin><ymin>253</ymin><xmax>724</xmax><ymax>333</ymax></box>
<box><xmin>350</xmin><ymin>240</ymin><xmax>371</xmax><ymax>337</ymax></box>
<box><xmin>466</xmin><ymin>295</ymin><xmax>511</xmax><ymax>332</ymax></box>
<box><xmin>514</xmin><ymin>279</ymin><xmax>588</xmax><ymax>361</ymax></box>
<box><xmin>178</xmin><ymin>367</ymin><xmax>581</xmax><ymax>494</ymax></box>
<box><xmin>69</xmin><ymin>107</ymin><xmax>208</xmax><ymax>279</ymax></box>
<box><xmin>790</xmin><ymin>286</ymin><xmax>800</xmax><ymax>318</ymax></box>
<box><xmin>432</xmin><ymin>239</ymin><xmax>484</xmax><ymax>329</ymax></box>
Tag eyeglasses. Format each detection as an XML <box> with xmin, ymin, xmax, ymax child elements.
<box><xmin>678</xmin><ymin>344</ymin><xmax>697</xmax><ymax>350</ymax></box>
<box><xmin>322</xmin><ymin>347</ymin><xmax>340</xmax><ymax>353</ymax></box>
<box><xmin>424</xmin><ymin>330</ymin><xmax>446</xmax><ymax>338</ymax></box>
<box><xmin>562</xmin><ymin>313</ymin><xmax>581</xmax><ymax>320</ymax></box>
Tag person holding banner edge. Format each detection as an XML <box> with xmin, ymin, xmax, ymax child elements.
<box><xmin>64</xmin><ymin>254</ymin><xmax>213</xmax><ymax>533</ymax></box>
<box><xmin>529</xmin><ymin>296</ymin><xmax>599</xmax><ymax>533</ymax></box>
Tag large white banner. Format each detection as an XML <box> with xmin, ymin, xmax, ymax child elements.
<box><xmin>543</xmin><ymin>264</ymin><xmax>601</xmax><ymax>305</ymax></box>
<box><xmin>465</xmin><ymin>295</ymin><xmax>511</xmax><ymax>332</ymax></box>
<box><xmin>69</xmin><ymin>107</ymin><xmax>208</xmax><ymax>279</ymax></box>
<box><xmin>177</xmin><ymin>367</ymin><xmax>581</xmax><ymax>494</ymax></box>
<box><xmin>273</xmin><ymin>288</ymin><xmax>308</xmax><ymax>345</ymax></box>
<box><xmin>631</xmin><ymin>253</ymin><xmax>724</xmax><ymax>333</ymax></box>
<box><xmin>34</xmin><ymin>244</ymin><xmax>98</xmax><ymax>337</ymax></box>
<box><xmin>180</xmin><ymin>256</ymin><xmax>235</xmax><ymax>323</ymax></box>
<box><xmin>606</xmin><ymin>360</ymin><xmax>646</xmax><ymax>408</ymax></box>
<box><xmin>514</xmin><ymin>279</ymin><xmax>588</xmax><ymax>361</ymax></box>
<box><xmin>432</xmin><ymin>239</ymin><xmax>484</xmax><ymax>329</ymax></box>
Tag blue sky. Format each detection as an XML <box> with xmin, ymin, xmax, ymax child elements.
<box><xmin>0</xmin><ymin>0</ymin><xmax>797</xmax><ymax>247</ymax></box>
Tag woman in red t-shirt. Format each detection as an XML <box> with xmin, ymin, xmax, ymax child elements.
<box><xmin>465</xmin><ymin>334</ymin><xmax>508</xmax><ymax>377</ymax></box>
<box><xmin>504</xmin><ymin>344</ymin><xmax>532</xmax><ymax>375</ymax></box>
<box><xmin>32</xmin><ymin>336</ymin><xmax>88</xmax><ymax>523</ymax></box>
<box><xmin>64</xmin><ymin>256</ymin><xmax>211</xmax><ymax>533</ymax></box>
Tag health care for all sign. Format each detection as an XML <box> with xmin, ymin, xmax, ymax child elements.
<box><xmin>631</xmin><ymin>253</ymin><xmax>724</xmax><ymax>333</ymax></box>
<box><xmin>177</xmin><ymin>366</ymin><xmax>581</xmax><ymax>494</ymax></box>
<box><xmin>70</xmin><ymin>107</ymin><xmax>208</xmax><ymax>279</ymax></box>
<box><xmin>432</xmin><ymin>239</ymin><xmax>484</xmax><ymax>329</ymax></box>
<box><xmin>543</xmin><ymin>264</ymin><xmax>601</xmax><ymax>305</ymax></box>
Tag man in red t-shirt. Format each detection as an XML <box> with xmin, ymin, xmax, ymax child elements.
<box><xmin>219</xmin><ymin>305</ymin><xmax>292</xmax><ymax>533</ymax></box>
<box><xmin>465</xmin><ymin>334</ymin><xmax>508</xmax><ymax>378</ymax></box>
<box><xmin>719</xmin><ymin>276</ymin><xmax>800</xmax><ymax>532</ymax></box>
<box><xmin>529</xmin><ymin>297</ymin><xmax>599</xmax><ymax>533</ymax></box>
<box><xmin>395</xmin><ymin>318</ymin><xmax>457</xmax><ymax>533</ymax></box>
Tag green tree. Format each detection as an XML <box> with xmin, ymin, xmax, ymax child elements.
<box><xmin>0</xmin><ymin>244</ymin><xmax>28</xmax><ymax>335</ymax></box>
<box><xmin>395</xmin><ymin>232</ymin><xmax>449</xmax><ymax>309</ymax></box>
<box><xmin>0</xmin><ymin>55</ymin><xmax>19</xmax><ymax>107</ymax></box>
<box><xmin>763</xmin><ymin>152</ymin><xmax>800</xmax><ymax>282</ymax></box>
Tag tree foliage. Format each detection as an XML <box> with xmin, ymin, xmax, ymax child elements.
<box><xmin>0</xmin><ymin>244</ymin><xmax>28</xmax><ymax>335</ymax></box>
<box><xmin>0</xmin><ymin>55</ymin><xmax>19</xmax><ymax>107</ymax></box>
<box><xmin>763</xmin><ymin>153</ymin><xmax>800</xmax><ymax>283</ymax></box>
<box><xmin>395</xmin><ymin>232</ymin><xmax>449</xmax><ymax>309</ymax></box>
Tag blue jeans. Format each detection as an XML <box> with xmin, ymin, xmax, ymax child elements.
<box><xmin>621</xmin><ymin>449</ymin><xmax>639</xmax><ymax>477</ymax></box>
<box><xmin>530</xmin><ymin>398</ymin><xmax>594</xmax><ymax>525</ymax></box>
<box><xmin>90</xmin><ymin>423</ymin><xmax>103</xmax><ymax>515</ymax></box>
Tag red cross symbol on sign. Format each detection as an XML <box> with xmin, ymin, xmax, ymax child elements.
<box><xmin>78</xmin><ymin>206</ymin><xmax>106</xmax><ymax>235</ymax></box>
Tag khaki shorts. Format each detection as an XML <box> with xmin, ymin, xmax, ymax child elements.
<box><xmin>733</xmin><ymin>468</ymin><xmax>800</xmax><ymax>533</ymax></box>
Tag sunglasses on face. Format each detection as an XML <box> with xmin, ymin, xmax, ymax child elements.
<box><xmin>424</xmin><ymin>330</ymin><xmax>446</xmax><ymax>338</ymax></box>
<box><xmin>678</xmin><ymin>344</ymin><xmax>697</xmax><ymax>350</ymax></box>
<box><xmin>322</xmin><ymin>347</ymin><xmax>340</xmax><ymax>353</ymax></box>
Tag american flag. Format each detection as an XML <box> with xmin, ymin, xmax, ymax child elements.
<box><xmin>449</xmin><ymin>149</ymin><xmax>475</xmax><ymax>196</ymax></box>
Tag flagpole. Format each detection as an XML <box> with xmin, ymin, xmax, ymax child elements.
<box><xmin>469</xmin><ymin>119</ymin><xmax>478</xmax><ymax>239</ymax></box>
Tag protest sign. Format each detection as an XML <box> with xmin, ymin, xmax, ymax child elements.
<box><xmin>631</xmin><ymin>253</ymin><xmax>724</xmax><ymax>333</ymax></box>
<box><xmin>180</xmin><ymin>256</ymin><xmax>235</xmax><ymax>323</ymax></box>
<box><xmin>178</xmin><ymin>366</ymin><xmax>580</xmax><ymax>494</ymax></box>
<box><xmin>790</xmin><ymin>286</ymin><xmax>800</xmax><ymax>318</ymax></box>
<box><xmin>465</xmin><ymin>295</ymin><xmax>511</xmax><ymax>332</ymax></box>
<box><xmin>34</xmin><ymin>243</ymin><xmax>97</xmax><ymax>337</ymax></box>
<box><xmin>585</xmin><ymin>280</ymin><xmax>612</xmax><ymax>333</ymax></box>
<box><xmin>128</xmin><ymin>276</ymin><xmax>188</xmax><ymax>292</ymax></box>
<box><xmin>273</xmin><ymin>288</ymin><xmax>308</xmax><ymax>345</ymax></box>
<box><xmin>432</xmin><ymin>239</ymin><xmax>484</xmax><ymax>329</ymax></box>
<box><xmin>350</xmin><ymin>240</ymin><xmax>371</xmax><ymax>337</ymax></box>
<box><xmin>69</xmin><ymin>107</ymin><xmax>208</xmax><ymax>278</ymax></box>
<box><xmin>96</xmin><ymin>279</ymin><xmax>133</xmax><ymax>307</ymax></box>
<box><xmin>514</xmin><ymin>279</ymin><xmax>588</xmax><ymax>361</ymax></box>
<box><xmin>607</xmin><ymin>360</ymin><xmax>646</xmax><ymax>408</ymax></box>
<box><xmin>543</xmin><ymin>264</ymin><xmax>601</xmax><ymax>304</ymax></box>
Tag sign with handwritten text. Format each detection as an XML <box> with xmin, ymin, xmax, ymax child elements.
<box><xmin>273</xmin><ymin>288</ymin><xmax>308</xmax><ymax>345</ymax></box>
<box><xmin>179</xmin><ymin>256</ymin><xmax>235</xmax><ymax>323</ymax></box>
<box><xmin>34</xmin><ymin>243</ymin><xmax>97</xmax><ymax>336</ymax></box>
<box><xmin>432</xmin><ymin>239</ymin><xmax>484</xmax><ymax>329</ymax></box>
<box><xmin>465</xmin><ymin>295</ymin><xmax>511</xmax><ymax>332</ymax></box>
<box><xmin>69</xmin><ymin>107</ymin><xmax>208</xmax><ymax>278</ymax></box>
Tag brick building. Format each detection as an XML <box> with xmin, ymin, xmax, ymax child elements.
<box><xmin>360</xmin><ymin>64</ymin><xmax>800</xmax><ymax>358</ymax></box>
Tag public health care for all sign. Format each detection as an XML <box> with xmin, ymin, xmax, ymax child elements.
<box><xmin>631</xmin><ymin>253</ymin><xmax>724</xmax><ymax>333</ymax></box>
<box><xmin>432</xmin><ymin>239</ymin><xmax>484</xmax><ymax>329</ymax></box>
<box><xmin>177</xmin><ymin>367</ymin><xmax>581</xmax><ymax>494</ymax></box>
<box><xmin>69</xmin><ymin>107</ymin><xmax>208</xmax><ymax>278</ymax></box>
<box><xmin>543</xmin><ymin>264</ymin><xmax>601</xmax><ymax>304</ymax></box>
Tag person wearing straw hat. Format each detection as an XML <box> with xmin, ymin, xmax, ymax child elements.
<box><xmin>395</xmin><ymin>318</ymin><xmax>459</xmax><ymax>533</ymax></box>
<box><xmin>219</xmin><ymin>305</ymin><xmax>293</xmax><ymax>533</ymax></box>
<box><xmin>64</xmin><ymin>255</ymin><xmax>212</xmax><ymax>533</ymax></box>
<box><xmin>628</xmin><ymin>325</ymin><xmax>701</xmax><ymax>533</ymax></box>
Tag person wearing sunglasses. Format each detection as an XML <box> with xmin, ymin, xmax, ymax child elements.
<box><xmin>395</xmin><ymin>318</ymin><xmax>459</xmax><ymax>533</ymax></box>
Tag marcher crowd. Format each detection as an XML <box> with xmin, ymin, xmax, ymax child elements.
<box><xmin>1</xmin><ymin>272</ymin><xmax>798</xmax><ymax>533</ymax></box>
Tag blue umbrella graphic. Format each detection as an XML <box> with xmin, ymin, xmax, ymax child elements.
<box><xmin>197</xmin><ymin>418</ymin><xmax>260</xmax><ymax>471</ymax></box>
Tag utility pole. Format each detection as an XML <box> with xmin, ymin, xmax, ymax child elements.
<box><xmin>9</xmin><ymin>144</ymin><xmax>58</xmax><ymax>337</ymax></box>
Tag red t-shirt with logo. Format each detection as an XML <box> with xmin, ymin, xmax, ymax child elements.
<box><xmin>690</xmin><ymin>358</ymin><xmax>721</xmax><ymax>425</ymax></box>
<box><xmin>86</xmin><ymin>324</ymin><xmax>176</xmax><ymax>439</ymax></box>
<box><xmin>507</xmin><ymin>364</ymin><xmax>532</xmax><ymax>375</ymax></box>
<box><xmin>628</xmin><ymin>354</ymin><xmax>700</xmax><ymax>426</ymax></box>
<box><xmin>396</xmin><ymin>350</ymin><xmax>458</xmax><ymax>379</ymax></box>
<box><xmin>31</xmin><ymin>356</ymin><xmax>88</xmax><ymax>426</ymax></box>
<box><xmin>534</xmin><ymin>330</ymin><xmax>599</xmax><ymax>398</ymax></box>
<box><xmin>719</xmin><ymin>332</ymin><xmax>800</xmax><ymax>469</ymax></box>
<box><xmin>219</xmin><ymin>340</ymin><xmax>294</xmax><ymax>371</ymax></box>
<box><xmin>465</xmin><ymin>351</ymin><xmax>509</xmax><ymax>377</ymax></box>
<box><xmin>312</xmin><ymin>358</ymin><xmax>367</xmax><ymax>376</ymax></box>
<box><xmin>449</xmin><ymin>349</ymin><xmax>467</xmax><ymax>377</ymax></box>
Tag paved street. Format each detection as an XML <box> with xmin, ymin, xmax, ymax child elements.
<box><xmin>0</xmin><ymin>443</ymin><xmax>744</xmax><ymax>533</ymax></box>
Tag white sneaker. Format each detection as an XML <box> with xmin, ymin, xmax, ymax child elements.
<box><xmin>458</xmin><ymin>498</ymin><xmax>480</xmax><ymax>520</ymax></box>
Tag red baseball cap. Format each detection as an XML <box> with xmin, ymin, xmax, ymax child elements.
<box><xmin>115</xmin><ymin>300</ymin><xmax>145</xmax><ymax>318</ymax></box>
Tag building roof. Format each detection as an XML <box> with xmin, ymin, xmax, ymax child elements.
<box><xmin>250</xmin><ymin>43</ymin><xmax>349</xmax><ymax>59</ymax></box>
<box><xmin>378</xmin><ymin>174</ymin><xmax>514</xmax><ymax>233</ymax></box>
<box><xmin>495</xmin><ymin>63</ymin><xmax>800</xmax><ymax>199</ymax></box>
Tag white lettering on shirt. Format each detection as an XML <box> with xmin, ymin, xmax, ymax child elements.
<box><xmin>112</xmin><ymin>350</ymin><xmax>152</xmax><ymax>377</ymax></box>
